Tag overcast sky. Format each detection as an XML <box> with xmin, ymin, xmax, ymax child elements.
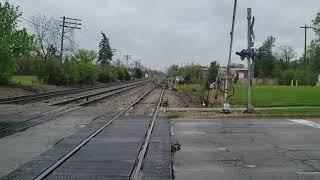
<box><xmin>7</xmin><ymin>0</ymin><xmax>320</xmax><ymax>70</ymax></box>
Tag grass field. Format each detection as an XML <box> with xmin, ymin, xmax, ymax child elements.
<box><xmin>256</xmin><ymin>108</ymin><xmax>320</xmax><ymax>115</ymax></box>
<box><xmin>10</xmin><ymin>75</ymin><xmax>42</xmax><ymax>86</ymax></box>
<box><xmin>232</xmin><ymin>85</ymin><xmax>320</xmax><ymax>107</ymax></box>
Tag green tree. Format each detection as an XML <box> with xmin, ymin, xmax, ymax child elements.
<box><xmin>98</xmin><ymin>32</ymin><xmax>113</xmax><ymax>65</ymax></box>
<box><xmin>178</xmin><ymin>64</ymin><xmax>202</xmax><ymax>83</ymax></box>
<box><xmin>134</xmin><ymin>68</ymin><xmax>143</xmax><ymax>79</ymax></box>
<box><xmin>0</xmin><ymin>2</ymin><xmax>34</xmax><ymax>84</ymax></box>
<box><xmin>167</xmin><ymin>65</ymin><xmax>179</xmax><ymax>76</ymax></box>
<box><xmin>73</xmin><ymin>49</ymin><xmax>97</xmax><ymax>63</ymax></box>
<box><xmin>309</xmin><ymin>13</ymin><xmax>320</xmax><ymax>74</ymax></box>
<box><xmin>312</xmin><ymin>12</ymin><xmax>320</xmax><ymax>38</ymax></box>
<box><xmin>208</xmin><ymin>61</ymin><xmax>219</xmax><ymax>83</ymax></box>
<box><xmin>255</xmin><ymin>36</ymin><xmax>277</xmax><ymax>78</ymax></box>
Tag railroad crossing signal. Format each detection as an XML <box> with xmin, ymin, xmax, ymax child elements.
<box><xmin>236</xmin><ymin>49</ymin><xmax>254</xmax><ymax>60</ymax></box>
<box><xmin>235</xmin><ymin>8</ymin><xmax>255</xmax><ymax>113</ymax></box>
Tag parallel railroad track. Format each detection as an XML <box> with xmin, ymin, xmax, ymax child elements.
<box><xmin>0</xmin><ymin>80</ymin><xmax>154</xmax><ymax>138</ymax></box>
<box><xmin>0</xmin><ymin>80</ymin><xmax>145</xmax><ymax>105</ymax></box>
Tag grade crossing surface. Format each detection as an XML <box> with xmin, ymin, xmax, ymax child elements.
<box><xmin>2</xmin><ymin>85</ymin><xmax>172</xmax><ymax>180</ymax></box>
<box><xmin>3</xmin><ymin>116</ymin><xmax>172</xmax><ymax>180</ymax></box>
<box><xmin>46</xmin><ymin>116</ymin><xmax>151</xmax><ymax>179</ymax></box>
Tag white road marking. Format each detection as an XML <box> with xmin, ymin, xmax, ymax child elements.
<box><xmin>177</xmin><ymin>131</ymin><xmax>206</xmax><ymax>135</ymax></box>
<box><xmin>246</xmin><ymin>165</ymin><xmax>257</xmax><ymax>168</ymax></box>
<box><xmin>289</xmin><ymin>119</ymin><xmax>320</xmax><ymax>128</ymax></box>
<box><xmin>296</xmin><ymin>172</ymin><xmax>320</xmax><ymax>175</ymax></box>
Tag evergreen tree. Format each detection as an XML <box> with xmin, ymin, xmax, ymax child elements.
<box><xmin>255</xmin><ymin>36</ymin><xmax>278</xmax><ymax>78</ymax></box>
<box><xmin>98</xmin><ymin>32</ymin><xmax>113</xmax><ymax>65</ymax></box>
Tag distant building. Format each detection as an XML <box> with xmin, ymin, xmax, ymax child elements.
<box><xmin>220</xmin><ymin>67</ymin><xmax>248</xmax><ymax>79</ymax></box>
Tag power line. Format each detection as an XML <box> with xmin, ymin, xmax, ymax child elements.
<box><xmin>60</xmin><ymin>16</ymin><xmax>82</xmax><ymax>63</ymax></box>
<box><xmin>19</xmin><ymin>16</ymin><xmax>80</xmax><ymax>47</ymax></box>
<box><xmin>123</xmin><ymin>54</ymin><xmax>132</xmax><ymax>68</ymax></box>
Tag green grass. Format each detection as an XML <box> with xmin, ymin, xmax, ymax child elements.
<box><xmin>256</xmin><ymin>108</ymin><xmax>320</xmax><ymax>115</ymax></box>
<box><xmin>176</xmin><ymin>84</ymin><xmax>206</xmax><ymax>97</ymax></box>
<box><xmin>232</xmin><ymin>85</ymin><xmax>320</xmax><ymax>107</ymax></box>
<box><xmin>10</xmin><ymin>75</ymin><xmax>42</xmax><ymax>86</ymax></box>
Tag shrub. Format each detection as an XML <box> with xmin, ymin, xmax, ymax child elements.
<box><xmin>133</xmin><ymin>68</ymin><xmax>143</xmax><ymax>79</ymax></box>
<box><xmin>115</xmin><ymin>66</ymin><xmax>130</xmax><ymax>81</ymax></box>
<box><xmin>279</xmin><ymin>69</ymin><xmax>295</xmax><ymax>85</ymax></box>
<box><xmin>294</xmin><ymin>70</ymin><xmax>317</xmax><ymax>86</ymax></box>
<box><xmin>15</xmin><ymin>57</ymin><xmax>42</xmax><ymax>75</ymax></box>
<box><xmin>98</xmin><ymin>67</ymin><xmax>117</xmax><ymax>83</ymax></box>
<box><xmin>38</xmin><ymin>59</ymin><xmax>68</xmax><ymax>85</ymax></box>
<box><xmin>279</xmin><ymin>69</ymin><xmax>317</xmax><ymax>86</ymax></box>
<box><xmin>77</xmin><ymin>62</ymin><xmax>98</xmax><ymax>84</ymax></box>
<box><xmin>64</xmin><ymin>61</ymin><xmax>80</xmax><ymax>84</ymax></box>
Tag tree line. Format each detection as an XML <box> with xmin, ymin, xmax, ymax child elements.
<box><xmin>253</xmin><ymin>13</ymin><xmax>320</xmax><ymax>86</ymax></box>
<box><xmin>0</xmin><ymin>2</ymin><xmax>146</xmax><ymax>86</ymax></box>
<box><xmin>168</xmin><ymin>12</ymin><xmax>320</xmax><ymax>86</ymax></box>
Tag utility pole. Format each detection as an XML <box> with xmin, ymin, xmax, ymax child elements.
<box><xmin>246</xmin><ymin>8</ymin><xmax>254</xmax><ymax>113</ymax></box>
<box><xmin>223</xmin><ymin>0</ymin><xmax>238</xmax><ymax>113</ymax></box>
<box><xmin>300</xmin><ymin>25</ymin><xmax>312</xmax><ymax>65</ymax></box>
<box><xmin>60</xmin><ymin>16</ymin><xmax>66</xmax><ymax>64</ymax></box>
<box><xmin>123</xmin><ymin>54</ymin><xmax>132</xmax><ymax>68</ymax></box>
<box><xmin>60</xmin><ymin>16</ymin><xmax>82</xmax><ymax>64</ymax></box>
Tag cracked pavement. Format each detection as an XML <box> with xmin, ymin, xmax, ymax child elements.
<box><xmin>172</xmin><ymin>118</ymin><xmax>320</xmax><ymax>180</ymax></box>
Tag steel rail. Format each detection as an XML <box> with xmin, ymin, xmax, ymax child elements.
<box><xmin>130</xmin><ymin>85</ymin><xmax>165</xmax><ymax>180</ymax></box>
<box><xmin>33</xmin><ymin>84</ymin><xmax>159</xmax><ymax>180</ymax></box>
<box><xmin>50</xmin><ymin>80</ymin><xmax>149</xmax><ymax>106</ymax></box>
<box><xmin>0</xmin><ymin>86</ymin><xmax>102</xmax><ymax>104</ymax></box>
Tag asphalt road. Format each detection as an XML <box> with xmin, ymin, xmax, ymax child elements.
<box><xmin>172</xmin><ymin>118</ymin><xmax>320</xmax><ymax>180</ymax></box>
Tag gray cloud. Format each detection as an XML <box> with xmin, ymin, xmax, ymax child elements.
<box><xmin>9</xmin><ymin>0</ymin><xmax>320</xmax><ymax>70</ymax></box>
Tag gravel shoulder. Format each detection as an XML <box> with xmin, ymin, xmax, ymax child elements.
<box><xmin>0</xmin><ymin>85</ymin><xmax>73</xmax><ymax>99</ymax></box>
<box><xmin>163</xmin><ymin>89</ymin><xmax>203</xmax><ymax>108</ymax></box>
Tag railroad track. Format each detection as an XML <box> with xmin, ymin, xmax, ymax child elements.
<box><xmin>31</xmin><ymin>82</ymin><xmax>165</xmax><ymax>180</ymax></box>
<box><xmin>0</xmin><ymin>80</ymin><xmax>154</xmax><ymax>138</ymax></box>
<box><xmin>0</xmin><ymin>80</ymin><xmax>144</xmax><ymax>105</ymax></box>
<box><xmin>0</xmin><ymin>80</ymin><xmax>149</xmax><ymax>119</ymax></box>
